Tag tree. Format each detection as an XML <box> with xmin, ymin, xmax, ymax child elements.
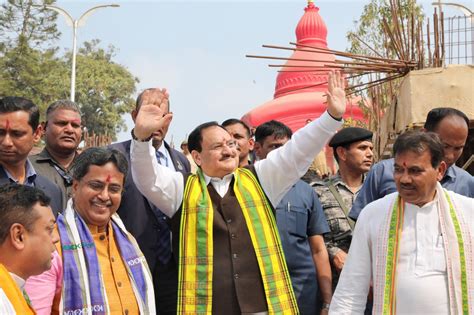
<box><xmin>0</xmin><ymin>42</ymin><xmax>69</xmax><ymax>113</ymax></box>
<box><xmin>0</xmin><ymin>0</ymin><xmax>60</xmax><ymax>50</ymax></box>
<box><xmin>347</xmin><ymin>0</ymin><xmax>424</xmax><ymax>59</ymax></box>
<box><xmin>0</xmin><ymin>1</ymin><xmax>139</xmax><ymax>140</ymax></box>
<box><xmin>73</xmin><ymin>40</ymin><xmax>139</xmax><ymax>138</ymax></box>
<box><xmin>0</xmin><ymin>0</ymin><xmax>67</xmax><ymax>114</ymax></box>
<box><xmin>346</xmin><ymin>0</ymin><xmax>424</xmax><ymax>157</ymax></box>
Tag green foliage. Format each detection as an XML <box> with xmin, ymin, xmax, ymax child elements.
<box><xmin>0</xmin><ymin>44</ymin><xmax>69</xmax><ymax>115</ymax></box>
<box><xmin>0</xmin><ymin>0</ymin><xmax>60</xmax><ymax>50</ymax></box>
<box><xmin>347</xmin><ymin>0</ymin><xmax>424</xmax><ymax>59</ymax></box>
<box><xmin>74</xmin><ymin>40</ymin><xmax>138</xmax><ymax>138</ymax></box>
<box><xmin>346</xmin><ymin>0</ymin><xmax>425</xmax><ymax>157</ymax></box>
<box><xmin>0</xmin><ymin>1</ymin><xmax>138</xmax><ymax>140</ymax></box>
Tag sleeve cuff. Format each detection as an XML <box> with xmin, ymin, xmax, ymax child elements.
<box><xmin>319</xmin><ymin>111</ymin><xmax>344</xmax><ymax>132</ymax></box>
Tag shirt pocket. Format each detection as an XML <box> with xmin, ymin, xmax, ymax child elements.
<box><xmin>322</xmin><ymin>202</ymin><xmax>350</xmax><ymax>236</ymax></box>
<box><xmin>284</xmin><ymin>205</ymin><xmax>308</xmax><ymax>238</ymax></box>
<box><xmin>431</xmin><ymin>234</ymin><xmax>447</xmax><ymax>272</ymax></box>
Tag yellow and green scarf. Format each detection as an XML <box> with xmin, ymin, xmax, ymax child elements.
<box><xmin>177</xmin><ymin>168</ymin><xmax>299</xmax><ymax>315</ymax></box>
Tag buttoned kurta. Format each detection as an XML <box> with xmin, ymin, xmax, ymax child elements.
<box><xmin>330</xmin><ymin>191</ymin><xmax>474</xmax><ymax>314</ymax></box>
<box><xmin>26</xmin><ymin>224</ymin><xmax>140</xmax><ymax>315</ymax></box>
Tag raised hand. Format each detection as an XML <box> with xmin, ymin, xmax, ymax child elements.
<box><xmin>134</xmin><ymin>88</ymin><xmax>173</xmax><ymax>140</ymax></box>
<box><xmin>326</xmin><ymin>71</ymin><xmax>346</xmax><ymax>120</ymax></box>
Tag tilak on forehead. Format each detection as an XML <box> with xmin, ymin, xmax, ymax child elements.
<box><xmin>105</xmin><ymin>175</ymin><xmax>112</xmax><ymax>183</ymax></box>
<box><xmin>5</xmin><ymin>119</ymin><xmax>10</xmax><ymax>130</ymax></box>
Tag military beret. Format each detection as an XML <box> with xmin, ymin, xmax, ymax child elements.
<box><xmin>328</xmin><ymin>127</ymin><xmax>373</xmax><ymax>148</ymax></box>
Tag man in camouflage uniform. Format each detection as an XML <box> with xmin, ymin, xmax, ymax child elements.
<box><xmin>313</xmin><ymin>127</ymin><xmax>373</xmax><ymax>290</ymax></box>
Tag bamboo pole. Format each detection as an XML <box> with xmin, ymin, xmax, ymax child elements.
<box><xmin>427</xmin><ymin>18</ymin><xmax>432</xmax><ymax>66</ymax></box>
<box><xmin>246</xmin><ymin>54</ymin><xmax>412</xmax><ymax>69</ymax></box>
<box><xmin>289</xmin><ymin>42</ymin><xmax>415</xmax><ymax>64</ymax></box>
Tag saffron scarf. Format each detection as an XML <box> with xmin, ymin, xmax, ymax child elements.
<box><xmin>57</xmin><ymin>200</ymin><xmax>155</xmax><ymax>315</ymax></box>
<box><xmin>0</xmin><ymin>264</ymin><xmax>35</xmax><ymax>314</ymax></box>
<box><xmin>177</xmin><ymin>168</ymin><xmax>299</xmax><ymax>314</ymax></box>
<box><xmin>374</xmin><ymin>183</ymin><xmax>473</xmax><ymax>314</ymax></box>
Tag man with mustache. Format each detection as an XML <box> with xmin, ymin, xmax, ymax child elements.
<box><xmin>0</xmin><ymin>97</ymin><xmax>62</xmax><ymax>215</ymax></box>
<box><xmin>349</xmin><ymin>107</ymin><xmax>474</xmax><ymax>221</ymax></box>
<box><xmin>254</xmin><ymin>120</ymin><xmax>332</xmax><ymax>315</ymax></box>
<box><xmin>313</xmin><ymin>127</ymin><xmax>373</xmax><ymax>291</ymax></box>
<box><xmin>330</xmin><ymin>131</ymin><xmax>473</xmax><ymax>314</ymax></box>
<box><xmin>131</xmin><ymin>72</ymin><xmax>346</xmax><ymax>314</ymax></box>
<box><xmin>25</xmin><ymin>147</ymin><xmax>155</xmax><ymax>314</ymax></box>
<box><xmin>0</xmin><ymin>184</ymin><xmax>59</xmax><ymax>314</ymax></box>
<box><xmin>30</xmin><ymin>100</ymin><xmax>83</xmax><ymax>210</ymax></box>
<box><xmin>222</xmin><ymin>118</ymin><xmax>255</xmax><ymax>167</ymax></box>
<box><xmin>109</xmin><ymin>89</ymin><xmax>190</xmax><ymax>315</ymax></box>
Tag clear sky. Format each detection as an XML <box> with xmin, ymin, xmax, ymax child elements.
<box><xmin>51</xmin><ymin>0</ymin><xmax>471</xmax><ymax>146</ymax></box>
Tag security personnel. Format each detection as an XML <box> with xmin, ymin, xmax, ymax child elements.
<box><xmin>312</xmin><ymin>127</ymin><xmax>373</xmax><ymax>290</ymax></box>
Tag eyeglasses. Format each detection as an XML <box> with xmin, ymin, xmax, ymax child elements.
<box><xmin>208</xmin><ymin>140</ymin><xmax>238</xmax><ymax>152</ymax></box>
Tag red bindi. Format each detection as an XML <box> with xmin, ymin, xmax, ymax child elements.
<box><xmin>5</xmin><ymin>119</ymin><xmax>10</xmax><ymax>130</ymax></box>
<box><xmin>403</xmin><ymin>162</ymin><xmax>407</xmax><ymax>167</ymax></box>
<box><xmin>105</xmin><ymin>175</ymin><xmax>111</xmax><ymax>183</ymax></box>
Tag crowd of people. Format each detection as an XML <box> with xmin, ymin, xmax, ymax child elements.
<box><xmin>0</xmin><ymin>71</ymin><xmax>473</xmax><ymax>315</ymax></box>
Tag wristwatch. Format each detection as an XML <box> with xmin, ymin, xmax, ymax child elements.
<box><xmin>131</xmin><ymin>128</ymin><xmax>152</xmax><ymax>142</ymax></box>
<box><xmin>322</xmin><ymin>303</ymin><xmax>330</xmax><ymax>310</ymax></box>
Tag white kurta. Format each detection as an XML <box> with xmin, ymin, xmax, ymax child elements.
<box><xmin>0</xmin><ymin>289</ymin><xmax>16</xmax><ymax>314</ymax></box>
<box><xmin>0</xmin><ymin>273</ymin><xmax>26</xmax><ymax>315</ymax></box>
<box><xmin>330</xmin><ymin>191</ymin><xmax>474</xmax><ymax>315</ymax></box>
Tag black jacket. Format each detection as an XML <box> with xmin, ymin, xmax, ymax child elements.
<box><xmin>108</xmin><ymin>140</ymin><xmax>191</xmax><ymax>269</ymax></box>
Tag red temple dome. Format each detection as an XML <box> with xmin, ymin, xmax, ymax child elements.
<box><xmin>242</xmin><ymin>0</ymin><xmax>365</xmax><ymax>133</ymax></box>
<box><xmin>295</xmin><ymin>1</ymin><xmax>328</xmax><ymax>46</ymax></box>
<box><xmin>274</xmin><ymin>1</ymin><xmax>334</xmax><ymax>98</ymax></box>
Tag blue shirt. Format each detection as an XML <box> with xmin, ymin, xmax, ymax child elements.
<box><xmin>1</xmin><ymin>159</ymin><xmax>37</xmax><ymax>187</ymax></box>
<box><xmin>349</xmin><ymin>158</ymin><xmax>474</xmax><ymax>220</ymax></box>
<box><xmin>275</xmin><ymin>180</ymin><xmax>329</xmax><ymax>315</ymax></box>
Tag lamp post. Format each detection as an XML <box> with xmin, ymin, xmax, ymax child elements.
<box><xmin>432</xmin><ymin>1</ymin><xmax>473</xmax><ymax>64</ymax></box>
<box><xmin>43</xmin><ymin>4</ymin><xmax>120</xmax><ymax>101</ymax></box>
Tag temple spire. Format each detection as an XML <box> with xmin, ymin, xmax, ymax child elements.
<box><xmin>274</xmin><ymin>1</ymin><xmax>332</xmax><ymax>98</ymax></box>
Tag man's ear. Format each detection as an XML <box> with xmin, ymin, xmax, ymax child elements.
<box><xmin>248</xmin><ymin>138</ymin><xmax>255</xmax><ymax>151</ymax></box>
<box><xmin>336</xmin><ymin>146</ymin><xmax>347</xmax><ymax>162</ymax></box>
<box><xmin>10</xmin><ymin>224</ymin><xmax>26</xmax><ymax>250</ymax></box>
<box><xmin>437</xmin><ymin>161</ymin><xmax>447</xmax><ymax>181</ymax></box>
<box><xmin>253</xmin><ymin>142</ymin><xmax>262</xmax><ymax>160</ymax></box>
<box><xmin>131</xmin><ymin>109</ymin><xmax>138</xmax><ymax>123</ymax></box>
<box><xmin>71</xmin><ymin>179</ymin><xmax>80</xmax><ymax>197</ymax></box>
<box><xmin>33</xmin><ymin>124</ymin><xmax>43</xmax><ymax>143</ymax></box>
<box><xmin>191</xmin><ymin>150</ymin><xmax>201</xmax><ymax>166</ymax></box>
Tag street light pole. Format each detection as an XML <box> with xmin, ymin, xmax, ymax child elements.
<box><xmin>43</xmin><ymin>4</ymin><xmax>120</xmax><ymax>102</ymax></box>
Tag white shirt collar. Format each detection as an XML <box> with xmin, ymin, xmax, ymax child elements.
<box><xmin>157</xmin><ymin>143</ymin><xmax>167</xmax><ymax>155</ymax></box>
<box><xmin>203</xmin><ymin>172</ymin><xmax>235</xmax><ymax>198</ymax></box>
<box><xmin>156</xmin><ymin>143</ymin><xmax>177</xmax><ymax>171</ymax></box>
<box><xmin>8</xmin><ymin>272</ymin><xmax>25</xmax><ymax>290</ymax></box>
<box><xmin>404</xmin><ymin>191</ymin><xmax>438</xmax><ymax>209</ymax></box>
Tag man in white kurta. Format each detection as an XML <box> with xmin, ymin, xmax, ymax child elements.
<box><xmin>330</xmin><ymin>131</ymin><xmax>474</xmax><ymax>315</ymax></box>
